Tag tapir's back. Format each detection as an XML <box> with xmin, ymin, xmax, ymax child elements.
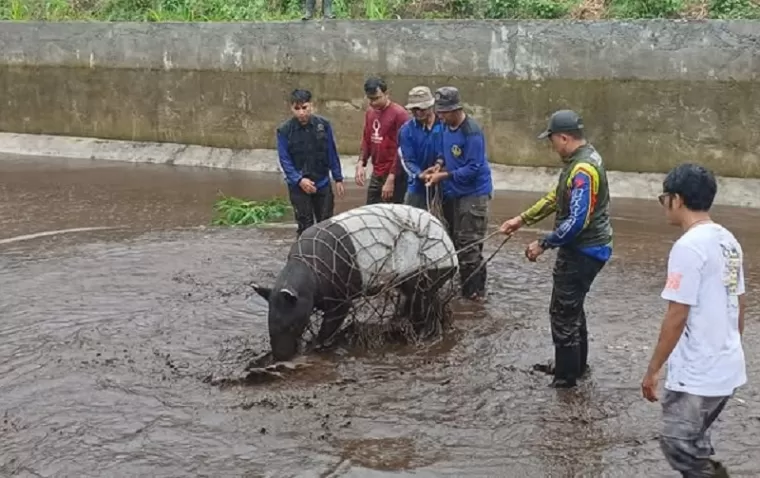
<box><xmin>294</xmin><ymin>204</ymin><xmax>458</xmax><ymax>291</ymax></box>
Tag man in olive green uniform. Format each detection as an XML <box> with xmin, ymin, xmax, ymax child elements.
<box><xmin>500</xmin><ymin>109</ymin><xmax>613</xmax><ymax>388</ymax></box>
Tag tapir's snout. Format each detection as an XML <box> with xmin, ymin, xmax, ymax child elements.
<box><xmin>262</xmin><ymin>272</ymin><xmax>315</xmax><ymax>362</ymax></box>
<box><xmin>270</xmin><ymin>331</ymin><xmax>299</xmax><ymax>362</ymax></box>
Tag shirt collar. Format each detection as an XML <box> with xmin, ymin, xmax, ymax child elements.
<box><xmin>414</xmin><ymin>117</ymin><xmax>440</xmax><ymax>131</ymax></box>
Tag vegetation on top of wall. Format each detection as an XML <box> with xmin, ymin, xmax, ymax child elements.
<box><xmin>0</xmin><ymin>0</ymin><xmax>758</xmax><ymax>21</ymax></box>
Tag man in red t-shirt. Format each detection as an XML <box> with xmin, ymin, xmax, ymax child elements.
<box><xmin>355</xmin><ymin>77</ymin><xmax>410</xmax><ymax>205</ymax></box>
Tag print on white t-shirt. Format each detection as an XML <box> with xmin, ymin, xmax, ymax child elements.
<box><xmin>661</xmin><ymin>223</ymin><xmax>747</xmax><ymax>397</ymax></box>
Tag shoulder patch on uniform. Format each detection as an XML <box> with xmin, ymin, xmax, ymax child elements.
<box><xmin>588</xmin><ymin>150</ymin><xmax>603</xmax><ymax>166</ymax></box>
<box><xmin>313</xmin><ymin>115</ymin><xmax>331</xmax><ymax>128</ymax></box>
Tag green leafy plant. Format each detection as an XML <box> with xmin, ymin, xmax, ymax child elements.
<box><xmin>211</xmin><ymin>194</ymin><xmax>292</xmax><ymax>226</ymax></box>
<box><xmin>709</xmin><ymin>0</ymin><xmax>760</xmax><ymax>18</ymax></box>
<box><xmin>608</xmin><ymin>0</ymin><xmax>684</xmax><ymax>18</ymax></box>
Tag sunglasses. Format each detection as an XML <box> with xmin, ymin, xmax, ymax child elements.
<box><xmin>658</xmin><ymin>193</ymin><xmax>672</xmax><ymax>206</ymax></box>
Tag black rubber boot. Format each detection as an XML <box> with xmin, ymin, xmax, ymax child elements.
<box><xmin>459</xmin><ymin>265</ymin><xmax>475</xmax><ymax>298</ymax></box>
<box><xmin>549</xmin><ymin>345</ymin><xmax>580</xmax><ymax>388</ymax></box>
<box><xmin>461</xmin><ymin>265</ymin><xmax>487</xmax><ymax>301</ymax></box>
<box><xmin>323</xmin><ymin>0</ymin><xmax>335</xmax><ymax>18</ymax></box>
<box><xmin>579</xmin><ymin>334</ymin><xmax>589</xmax><ymax>377</ymax></box>
<box><xmin>302</xmin><ymin>0</ymin><xmax>315</xmax><ymax>20</ymax></box>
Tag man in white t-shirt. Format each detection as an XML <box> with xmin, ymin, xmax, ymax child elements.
<box><xmin>641</xmin><ymin>163</ymin><xmax>746</xmax><ymax>478</ymax></box>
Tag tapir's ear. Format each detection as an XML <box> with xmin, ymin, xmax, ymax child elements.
<box><xmin>252</xmin><ymin>284</ymin><xmax>272</xmax><ymax>301</ymax></box>
<box><xmin>279</xmin><ymin>288</ymin><xmax>298</xmax><ymax>304</ymax></box>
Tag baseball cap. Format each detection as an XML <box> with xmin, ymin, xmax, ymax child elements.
<box><xmin>434</xmin><ymin>86</ymin><xmax>463</xmax><ymax>112</ymax></box>
<box><xmin>537</xmin><ymin>109</ymin><xmax>584</xmax><ymax>139</ymax></box>
<box><xmin>406</xmin><ymin>86</ymin><xmax>435</xmax><ymax>110</ymax></box>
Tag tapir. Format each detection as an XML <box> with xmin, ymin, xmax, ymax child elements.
<box><xmin>252</xmin><ymin>203</ymin><xmax>459</xmax><ymax>361</ymax></box>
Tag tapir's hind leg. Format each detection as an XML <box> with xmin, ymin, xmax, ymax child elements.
<box><xmin>395</xmin><ymin>275</ymin><xmax>430</xmax><ymax>334</ymax></box>
<box><xmin>316</xmin><ymin>300</ymin><xmax>351</xmax><ymax>345</ymax></box>
<box><xmin>398</xmin><ymin>267</ymin><xmax>457</xmax><ymax>337</ymax></box>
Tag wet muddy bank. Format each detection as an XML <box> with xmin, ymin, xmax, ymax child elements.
<box><xmin>0</xmin><ymin>156</ymin><xmax>758</xmax><ymax>477</ymax></box>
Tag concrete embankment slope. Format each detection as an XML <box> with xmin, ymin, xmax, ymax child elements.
<box><xmin>0</xmin><ymin>20</ymin><xmax>758</xmax><ymax>206</ymax></box>
<box><xmin>0</xmin><ymin>132</ymin><xmax>758</xmax><ymax>209</ymax></box>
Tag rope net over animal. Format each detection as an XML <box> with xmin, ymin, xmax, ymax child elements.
<box><xmin>252</xmin><ymin>203</ymin><xmax>463</xmax><ymax>362</ymax></box>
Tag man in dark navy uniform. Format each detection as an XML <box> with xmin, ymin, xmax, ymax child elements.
<box><xmin>276</xmin><ymin>89</ymin><xmax>345</xmax><ymax>236</ymax></box>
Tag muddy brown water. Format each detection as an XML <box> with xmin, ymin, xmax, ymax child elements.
<box><xmin>0</xmin><ymin>155</ymin><xmax>757</xmax><ymax>478</ymax></box>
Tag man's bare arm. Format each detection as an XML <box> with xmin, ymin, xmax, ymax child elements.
<box><xmin>646</xmin><ymin>301</ymin><xmax>690</xmax><ymax>376</ymax></box>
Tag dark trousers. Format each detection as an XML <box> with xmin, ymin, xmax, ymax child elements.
<box><xmin>442</xmin><ymin>195</ymin><xmax>489</xmax><ymax>298</ymax></box>
<box><xmin>404</xmin><ymin>189</ymin><xmax>430</xmax><ymax>210</ymax></box>
<box><xmin>549</xmin><ymin>247</ymin><xmax>605</xmax><ymax>385</ymax></box>
<box><xmin>288</xmin><ymin>184</ymin><xmax>335</xmax><ymax>236</ymax></box>
<box><xmin>366</xmin><ymin>172</ymin><xmax>408</xmax><ymax>205</ymax></box>
<box><xmin>304</xmin><ymin>0</ymin><xmax>332</xmax><ymax>17</ymax></box>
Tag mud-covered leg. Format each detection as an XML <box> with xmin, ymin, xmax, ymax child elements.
<box><xmin>414</xmin><ymin>290</ymin><xmax>447</xmax><ymax>338</ymax></box>
<box><xmin>549</xmin><ymin>248</ymin><xmax>605</xmax><ymax>387</ymax></box>
<box><xmin>408</xmin><ymin>289</ymin><xmax>431</xmax><ymax>334</ymax></box>
<box><xmin>397</xmin><ymin>276</ymin><xmax>423</xmax><ymax>323</ymax></box>
<box><xmin>660</xmin><ymin>390</ymin><xmax>732</xmax><ymax>477</ymax></box>
<box><xmin>456</xmin><ymin>195</ymin><xmax>490</xmax><ymax>300</ymax></box>
<box><xmin>315</xmin><ymin>300</ymin><xmax>351</xmax><ymax>345</ymax></box>
<box><xmin>398</xmin><ymin>272</ymin><xmax>450</xmax><ymax>338</ymax></box>
<box><xmin>549</xmin><ymin>248</ymin><xmax>583</xmax><ymax>387</ymax></box>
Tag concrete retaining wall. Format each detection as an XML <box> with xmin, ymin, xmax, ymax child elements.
<box><xmin>0</xmin><ymin>20</ymin><xmax>758</xmax><ymax>177</ymax></box>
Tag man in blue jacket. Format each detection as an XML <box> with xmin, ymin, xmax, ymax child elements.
<box><xmin>276</xmin><ymin>89</ymin><xmax>345</xmax><ymax>236</ymax></box>
<box><xmin>424</xmin><ymin>86</ymin><xmax>493</xmax><ymax>300</ymax></box>
<box><xmin>398</xmin><ymin>86</ymin><xmax>444</xmax><ymax>210</ymax></box>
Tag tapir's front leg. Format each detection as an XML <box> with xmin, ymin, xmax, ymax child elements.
<box><xmin>316</xmin><ymin>300</ymin><xmax>351</xmax><ymax>345</ymax></box>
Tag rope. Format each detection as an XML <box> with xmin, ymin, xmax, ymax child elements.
<box><xmin>425</xmin><ymin>184</ymin><xmax>446</xmax><ymax>228</ymax></box>
<box><xmin>456</xmin><ymin>229</ymin><xmax>512</xmax><ymax>288</ymax></box>
<box><xmin>252</xmin><ymin>204</ymin><xmax>514</xmax><ymax>353</ymax></box>
<box><xmin>304</xmin><ymin>227</ymin><xmax>511</xmax><ymax>349</ymax></box>
<box><xmin>304</xmin><ymin>226</ymin><xmax>512</xmax><ymax>323</ymax></box>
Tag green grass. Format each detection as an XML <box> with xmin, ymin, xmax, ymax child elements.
<box><xmin>211</xmin><ymin>194</ymin><xmax>291</xmax><ymax>227</ymax></box>
<box><xmin>0</xmin><ymin>0</ymin><xmax>758</xmax><ymax>21</ymax></box>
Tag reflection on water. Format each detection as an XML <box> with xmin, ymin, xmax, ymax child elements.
<box><xmin>0</xmin><ymin>156</ymin><xmax>758</xmax><ymax>477</ymax></box>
